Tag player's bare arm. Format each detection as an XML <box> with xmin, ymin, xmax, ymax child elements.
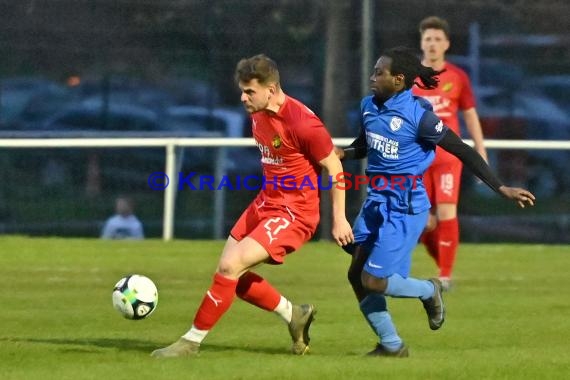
<box><xmin>319</xmin><ymin>151</ymin><xmax>354</xmax><ymax>246</ymax></box>
<box><xmin>437</xmin><ymin>128</ymin><xmax>535</xmax><ymax>208</ymax></box>
<box><xmin>334</xmin><ymin>146</ymin><xmax>345</xmax><ymax>160</ymax></box>
<box><xmin>463</xmin><ymin>107</ymin><xmax>488</xmax><ymax>162</ymax></box>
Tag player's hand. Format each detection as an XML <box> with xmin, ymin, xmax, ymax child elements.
<box><xmin>332</xmin><ymin>218</ymin><xmax>354</xmax><ymax>246</ymax></box>
<box><xmin>499</xmin><ymin>186</ymin><xmax>536</xmax><ymax>208</ymax></box>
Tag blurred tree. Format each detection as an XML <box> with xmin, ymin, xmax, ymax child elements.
<box><xmin>319</xmin><ymin>0</ymin><xmax>353</xmax><ymax>240</ymax></box>
<box><xmin>321</xmin><ymin>0</ymin><xmax>352</xmax><ymax>137</ymax></box>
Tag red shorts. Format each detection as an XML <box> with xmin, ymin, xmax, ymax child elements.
<box><xmin>423</xmin><ymin>158</ymin><xmax>463</xmax><ymax>205</ymax></box>
<box><xmin>230</xmin><ymin>195</ymin><xmax>318</xmax><ymax>264</ymax></box>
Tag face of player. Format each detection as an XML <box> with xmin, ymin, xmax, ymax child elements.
<box><xmin>421</xmin><ymin>28</ymin><xmax>450</xmax><ymax>63</ymax></box>
<box><xmin>238</xmin><ymin>79</ymin><xmax>274</xmax><ymax>114</ymax></box>
<box><xmin>116</xmin><ymin>199</ymin><xmax>132</xmax><ymax>216</ymax></box>
<box><xmin>369</xmin><ymin>56</ymin><xmax>402</xmax><ymax>102</ymax></box>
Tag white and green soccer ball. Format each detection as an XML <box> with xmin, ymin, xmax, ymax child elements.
<box><xmin>112</xmin><ymin>274</ymin><xmax>158</xmax><ymax>320</ymax></box>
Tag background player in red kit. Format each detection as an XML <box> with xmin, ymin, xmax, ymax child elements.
<box><xmin>412</xmin><ymin>16</ymin><xmax>487</xmax><ymax>289</ymax></box>
<box><xmin>151</xmin><ymin>54</ymin><xmax>354</xmax><ymax>358</ymax></box>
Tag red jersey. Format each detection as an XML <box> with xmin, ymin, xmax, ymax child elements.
<box><xmin>250</xmin><ymin>96</ymin><xmax>333</xmax><ymax>217</ymax></box>
<box><xmin>413</xmin><ymin>62</ymin><xmax>476</xmax><ymax>165</ymax></box>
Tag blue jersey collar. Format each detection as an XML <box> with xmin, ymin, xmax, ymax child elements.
<box><xmin>383</xmin><ymin>89</ymin><xmax>413</xmax><ymax>110</ymax></box>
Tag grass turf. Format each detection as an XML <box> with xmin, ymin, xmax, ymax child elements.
<box><xmin>0</xmin><ymin>237</ymin><xmax>569</xmax><ymax>379</ymax></box>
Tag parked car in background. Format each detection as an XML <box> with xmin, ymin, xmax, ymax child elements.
<box><xmin>522</xmin><ymin>75</ymin><xmax>570</xmax><ymax>117</ymax></box>
<box><xmin>162</xmin><ymin>77</ymin><xmax>222</xmax><ymax>107</ymax></box>
<box><xmin>163</xmin><ymin>105</ymin><xmax>259</xmax><ymax>175</ymax></box>
<box><xmin>164</xmin><ymin>105</ymin><xmax>248</xmax><ymax>136</ymax></box>
<box><xmin>8</xmin><ymin>85</ymin><xmax>78</xmax><ymax>130</ymax></box>
<box><xmin>71</xmin><ymin>76</ymin><xmax>178</xmax><ymax>113</ymax></box>
<box><xmin>39</xmin><ymin>101</ymin><xmax>163</xmax><ymax>133</ymax></box>
<box><xmin>473</xmin><ymin>85</ymin><xmax>570</xmax><ymax>196</ymax></box>
<box><xmin>0</xmin><ymin>77</ymin><xmax>64</xmax><ymax>125</ymax></box>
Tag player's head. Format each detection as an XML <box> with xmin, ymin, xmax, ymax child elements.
<box><xmin>115</xmin><ymin>196</ymin><xmax>134</xmax><ymax>217</ymax></box>
<box><xmin>235</xmin><ymin>54</ymin><xmax>281</xmax><ymax>114</ymax></box>
<box><xmin>370</xmin><ymin>47</ymin><xmax>441</xmax><ymax>101</ymax></box>
<box><xmin>419</xmin><ymin>16</ymin><xmax>450</xmax><ymax>62</ymax></box>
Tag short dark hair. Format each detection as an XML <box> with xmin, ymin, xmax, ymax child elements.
<box><xmin>234</xmin><ymin>54</ymin><xmax>280</xmax><ymax>86</ymax></box>
<box><xmin>383</xmin><ymin>46</ymin><xmax>442</xmax><ymax>90</ymax></box>
<box><xmin>419</xmin><ymin>16</ymin><xmax>450</xmax><ymax>39</ymax></box>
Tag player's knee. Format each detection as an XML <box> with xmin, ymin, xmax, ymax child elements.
<box><xmin>217</xmin><ymin>256</ymin><xmax>242</xmax><ymax>278</ymax></box>
<box><xmin>361</xmin><ymin>272</ymin><xmax>388</xmax><ymax>294</ymax></box>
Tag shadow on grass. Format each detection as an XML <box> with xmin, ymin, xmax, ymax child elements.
<box><xmin>202</xmin><ymin>343</ymin><xmax>286</xmax><ymax>355</ymax></box>
<box><xmin>1</xmin><ymin>337</ymin><xmax>160</xmax><ymax>353</ymax></box>
<box><xmin>1</xmin><ymin>337</ymin><xmax>291</xmax><ymax>355</ymax></box>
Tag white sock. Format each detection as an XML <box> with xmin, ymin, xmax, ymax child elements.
<box><xmin>182</xmin><ymin>325</ymin><xmax>209</xmax><ymax>343</ymax></box>
<box><xmin>273</xmin><ymin>296</ymin><xmax>293</xmax><ymax>323</ymax></box>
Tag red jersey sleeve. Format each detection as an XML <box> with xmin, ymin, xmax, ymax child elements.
<box><xmin>291</xmin><ymin>117</ymin><xmax>334</xmax><ymax>164</ymax></box>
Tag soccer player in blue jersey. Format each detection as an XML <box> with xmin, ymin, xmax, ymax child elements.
<box><xmin>336</xmin><ymin>47</ymin><xmax>535</xmax><ymax>357</ymax></box>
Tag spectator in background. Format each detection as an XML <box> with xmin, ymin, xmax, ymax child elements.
<box><xmin>412</xmin><ymin>16</ymin><xmax>488</xmax><ymax>290</ymax></box>
<box><xmin>101</xmin><ymin>196</ymin><xmax>144</xmax><ymax>240</ymax></box>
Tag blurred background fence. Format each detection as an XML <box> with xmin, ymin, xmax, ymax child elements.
<box><xmin>0</xmin><ymin>0</ymin><xmax>569</xmax><ymax>242</ymax></box>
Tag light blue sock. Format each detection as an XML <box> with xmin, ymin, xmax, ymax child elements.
<box><xmin>385</xmin><ymin>273</ymin><xmax>435</xmax><ymax>300</ymax></box>
<box><xmin>359</xmin><ymin>293</ymin><xmax>402</xmax><ymax>351</ymax></box>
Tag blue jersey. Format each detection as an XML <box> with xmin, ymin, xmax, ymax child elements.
<box><xmin>359</xmin><ymin>90</ymin><xmax>447</xmax><ymax>213</ymax></box>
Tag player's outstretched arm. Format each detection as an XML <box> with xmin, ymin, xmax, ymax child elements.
<box><xmin>336</xmin><ymin>126</ymin><xmax>367</xmax><ymax>161</ymax></box>
<box><xmin>319</xmin><ymin>151</ymin><xmax>355</xmax><ymax>246</ymax></box>
<box><xmin>437</xmin><ymin>129</ymin><xmax>536</xmax><ymax>208</ymax></box>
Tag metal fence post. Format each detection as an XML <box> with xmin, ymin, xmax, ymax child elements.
<box><xmin>162</xmin><ymin>142</ymin><xmax>177</xmax><ymax>241</ymax></box>
<box><xmin>213</xmin><ymin>146</ymin><xmax>227</xmax><ymax>239</ymax></box>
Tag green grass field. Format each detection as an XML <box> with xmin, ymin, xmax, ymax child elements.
<box><xmin>1</xmin><ymin>237</ymin><xmax>569</xmax><ymax>380</ymax></box>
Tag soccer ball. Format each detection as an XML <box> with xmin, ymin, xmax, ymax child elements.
<box><xmin>112</xmin><ymin>274</ymin><xmax>158</xmax><ymax>320</ymax></box>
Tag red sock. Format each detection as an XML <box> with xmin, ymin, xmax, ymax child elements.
<box><xmin>437</xmin><ymin>218</ymin><xmax>459</xmax><ymax>278</ymax></box>
<box><xmin>421</xmin><ymin>229</ymin><xmax>439</xmax><ymax>264</ymax></box>
<box><xmin>236</xmin><ymin>271</ymin><xmax>281</xmax><ymax>311</ymax></box>
<box><xmin>193</xmin><ymin>273</ymin><xmax>238</xmax><ymax>330</ymax></box>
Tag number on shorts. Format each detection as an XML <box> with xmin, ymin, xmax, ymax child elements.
<box><xmin>264</xmin><ymin>217</ymin><xmax>291</xmax><ymax>244</ymax></box>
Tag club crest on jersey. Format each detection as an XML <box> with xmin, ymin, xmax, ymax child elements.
<box><xmin>435</xmin><ymin>120</ymin><xmax>444</xmax><ymax>133</ymax></box>
<box><xmin>272</xmin><ymin>135</ymin><xmax>282</xmax><ymax>149</ymax></box>
<box><xmin>390</xmin><ymin>116</ymin><xmax>403</xmax><ymax>132</ymax></box>
<box><xmin>442</xmin><ymin>82</ymin><xmax>453</xmax><ymax>92</ymax></box>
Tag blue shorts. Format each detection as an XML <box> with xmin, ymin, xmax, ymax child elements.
<box><xmin>352</xmin><ymin>199</ymin><xmax>428</xmax><ymax>278</ymax></box>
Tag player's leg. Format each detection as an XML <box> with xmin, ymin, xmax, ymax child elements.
<box><xmin>346</xmin><ymin>200</ymin><xmax>407</xmax><ymax>355</ymax></box>
<box><xmin>420</xmin><ymin>166</ymin><xmax>440</xmax><ymax>263</ymax></box>
<box><xmin>151</xmin><ymin>236</ymin><xmax>271</xmax><ymax>358</ymax></box>
<box><xmin>347</xmin><ymin>198</ymin><xmax>382</xmax><ymax>302</ymax></box>
<box><xmin>361</xmin><ymin>206</ymin><xmax>445</xmax><ymax>331</ymax></box>
<box><xmin>347</xmin><ymin>245</ymin><xmax>371</xmax><ymax>302</ymax></box>
<box><xmin>347</xmin><ymin>246</ymin><xmax>407</xmax><ymax>356</ymax></box>
<box><xmin>232</xmin><ymin>208</ymin><xmax>317</xmax><ymax>354</ymax></box>
<box><xmin>360</xmin><ymin>293</ymin><xmax>408</xmax><ymax>357</ymax></box>
<box><xmin>347</xmin><ymin>244</ymin><xmax>407</xmax><ymax>355</ymax></box>
<box><xmin>433</xmin><ymin>161</ymin><xmax>462</xmax><ymax>289</ymax></box>
<box><xmin>235</xmin><ymin>270</ymin><xmax>315</xmax><ymax>355</ymax></box>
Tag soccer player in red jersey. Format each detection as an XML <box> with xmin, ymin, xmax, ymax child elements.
<box><xmin>412</xmin><ymin>16</ymin><xmax>488</xmax><ymax>289</ymax></box>
<box><xmin>151</xmin><ymin>54</ymin><xmax>354</xmax><ymax>358</ymax></box>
